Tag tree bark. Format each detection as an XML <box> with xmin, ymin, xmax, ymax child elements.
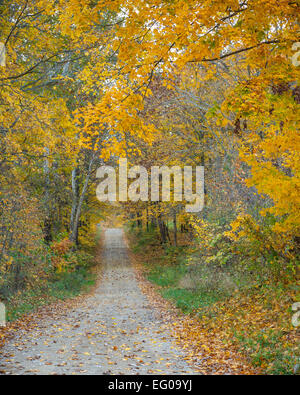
<box><xmin>43</xmin><ymin>147</ymin><xmax>52</xmax><ymax>243</ymax></box>
<box><xmin>157</xmin><ymin>214</ymin><xmax>167</xmax><ymax>244</ymax></box>
<box><xmin>146</xmin><ymin>205</ymin><xmax>149</xmax><ymax>232</ymax></box>
<box><xmin>70</xmin><ymin>154</ymin><xmax>95</xmax><ymax>247</ymax></box>
<box><xmin>70</xmin><ymin>167</ymin><xmax>80</xmax><ymax>234</ymax></box>
<box><xmin>173</xmin><ymin>209</ymin><xmax>177</xmax><ymax>247</ymax></box>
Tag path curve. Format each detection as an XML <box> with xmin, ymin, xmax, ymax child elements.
<box><xmin>0</xmin><ymin>229</ymin><xmax>195</xmax><ymax>375</ymax></box>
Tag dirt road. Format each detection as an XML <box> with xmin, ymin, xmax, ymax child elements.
<box><xmin>0</xmin><ymin>228</ymin><xmax>195</xmax><ymax>375</ymax></box>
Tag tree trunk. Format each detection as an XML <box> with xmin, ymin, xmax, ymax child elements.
<box><xmin>164</xmin><ymin>222</ymin><xmax>171</xmax><ymax>242</ymax></box>
<box><xmin>70</xmin><ymin>154</ymin><xmax>95</xmax><ymax>247</ymax></box>
<box><xmin>137</xmin><ymin>212</ymin><xmax>142</xmax><ymax>228</ymax></box>
<box><xmin>70</xmin><ymin>167</ymin><xmax>80</xmax><ymax>234</ymax></box>
<box><xmin>43</xmin><ymin>147</ymin><xmax>52</xmax><ymax>243</ymax></box>
<box><xmin>173</xmin><ymin>209</ymin><xmax>177</xmax><ymax>247</ymax></box>
<box><xmin>146</xmin><ymin>205</ymin><xmax>149</xmax><ymax>232</ymax></box>
<box><xmin>157</xmin><ymin>215</ymin><xmax>167</xmax><ymax>244</ymax></box>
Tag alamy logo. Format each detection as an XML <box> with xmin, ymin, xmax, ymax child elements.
<box><xmin>0</xmin><ymin>42</ymin><xmax>6</xmax><ymax>67</ymax></box>
<box><xmin>292</xmin><ymin>302</ymin><xmax>300</xmax><ymax>328</ymax></box>
<box><xmin>96</xmin><ymin>158</ymin><xmax>205</xmax><ymax>213</ymax></box>
<box><xmin>0</xmin><ymin>302</ymin><xmax>6</xmax><ymax>327</ymax></box>
<box><xmin>291</xmin><ymin>42</ymin><xmax>300</xmax><ymax>67</ymax></box>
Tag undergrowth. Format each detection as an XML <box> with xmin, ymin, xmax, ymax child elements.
<box><xmin>128</xmin><ymin>226</ymin><xmax>299</xmax><ymax>375</ymax></box>
<box><xmin>2</xmin><ymin>230</ymin><xmax>100</xmax><ymax>323</ymax></box>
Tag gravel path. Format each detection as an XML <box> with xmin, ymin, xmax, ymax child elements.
<box><xmin>0</xmin><ymin>228</ymin><xmax>195</xmax><ymax>375</ymax></box>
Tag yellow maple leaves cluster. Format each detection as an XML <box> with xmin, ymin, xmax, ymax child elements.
<box><xmin>0</xmin><ymin>0</ymin><xmax>299</xmax><ymax>284</ymax></box>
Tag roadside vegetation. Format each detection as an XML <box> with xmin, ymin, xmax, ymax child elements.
<box><xmin>1</xmin><ymin>229</ymin><xmax>101</xmax><ymax>324</ymax></box>
<box><xmin>128</xmin><ymin>225</ymin><xmax>299</xmax><ymax>375</ymax></box>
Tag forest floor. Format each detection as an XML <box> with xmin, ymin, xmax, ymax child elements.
<box><xmin>127</xmin><ymin>227</ymin><xmax>299</xmax><ymax>375</ymax></box>
<box><xmin>0</xmin><ymin>228</ymin><xmax>198</xmax><ymax>375</ymax></box>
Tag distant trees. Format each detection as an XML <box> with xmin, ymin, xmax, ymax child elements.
<box><xmin>0</xmin><ymin>0</ymin><xmax>298</xmax><ymax>294</ymax></box>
